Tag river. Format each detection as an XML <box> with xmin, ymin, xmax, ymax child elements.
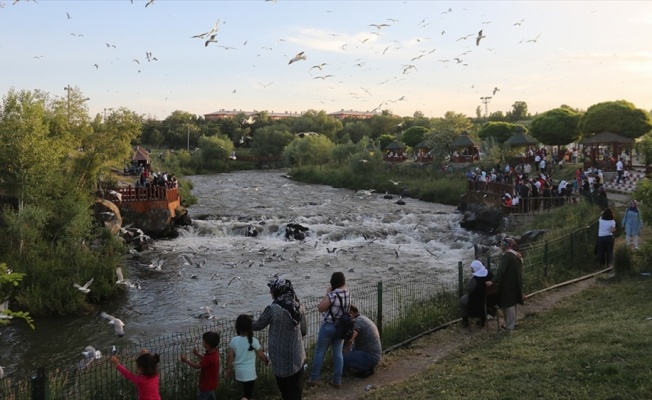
<box><xmin>0</xmin><ymin>170</ymin><xmax>483</xmax><ymax>378</ymax></box>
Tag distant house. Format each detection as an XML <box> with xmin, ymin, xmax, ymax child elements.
<box><xmin>132</xmin><ymin>146</ymin><xmax>151</xmax><ymax>167</ymax></box>
<box><xmin>327</xmin><ymin>109</ymin><xmax>380</xmax><ymax>120</ymax></box>
<box><xmin>204</xmin><ymin>109</ymin><xmax>302</xmax><ymax>121</ymax></box>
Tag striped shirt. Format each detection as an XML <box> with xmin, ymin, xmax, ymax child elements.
<box><xmin>322</xmin><ymin>288</ymin><xmax>351</xmax><ymax>324</ymax></box>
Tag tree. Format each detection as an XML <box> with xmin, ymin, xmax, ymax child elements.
<box><xmin>250</xmin><ymin>125</ymin><xmax>295</xmax><ymax>158</ymax></box>
<box><xmin>290</xmin><ymin>110</ymin><xmax>343</xmax><ymax>141</ymax></box>
<box><xmin>401</xmin><ymin>126</ymin><xmax>429</xmax><ymax>148</ymax></box>
<box><xmin>337</xmin><ymin>120</ymin><xmax>371</xmax><ymax>144</ymax></box>
<box><xmin>0</xmin><ymin>89</ymin><xmax>63</xmax><ymax>213</ymax></box>
<box><xmin>508</xmin><ymin>101</ymin><xmax>529</xmax><ymax>121</ymax></box>
<box><xmin>579</xmin><ymin>100</ymin><xmax>652</xmax><ymax>139</ymax></box>
<box><xmin>0</xmin><ymin>263</ymin><xmax>34</xmax><ymax>328</ymax></box>
<box><xmin>283</xmin><ymin>134</ymin><xmax>335</xmax><ymax>167</ymax></box>
<box><xmin>475</xmin><ymin>106</ymin><xmax>482</xmax><ymax>120</ymax></box>
<box><xmin>478</xmin><ymin>121</ymin><xmax>515</xmax><ymax>143</ymax></box>
<box><xmin>488</xmin><ymin>111</ymin><xmax>506</xmax><ymax>122</ymax></box>
<box><xmin>198</xmin><ymin>134</ymin><xmax>233</xmax><ymax>170</ymax></box>
<box><xmin>529</xmin><ymin>107</ymin><xmax>581</xmax><ymax>145</ymax></box>
<box><xmin>422</xmin><ymin>112</ymin><xmax>473</xmax><ymax>162</ymax></box>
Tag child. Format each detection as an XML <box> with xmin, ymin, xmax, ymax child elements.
<box><xmin>226</xmin><ymin>315</ymin><xmax>269</xmax><ymax>400</ymax></box>
<box><xmin>111</xmin><ymin>349</ymin><xmax>161</xmax><ymax>400</ymax></box>
<box><xmin>180</xmin><ymin>331</ymin><xmax>220</xmax><ymax>400</ymax></box>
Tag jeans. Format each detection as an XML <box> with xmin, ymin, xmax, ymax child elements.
<box><xmin>197</xmin><ymin>390</ymin><xmax>216</xmax><ymax>400</ymax></box>
<box><xmin>309</xmin><ymin>322</ymin><xmax>344</xmax><ymax>385</ymax></box>
<box><xmin>344</xmin><ymin>350</ymin><xmax>379</xmax><ymax>374</ymax></box>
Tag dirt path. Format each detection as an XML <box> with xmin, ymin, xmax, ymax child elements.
<box><xmin>304</xmin><ymin>277</ymin><xmax>600</xmax><ymax>400</ymax></box>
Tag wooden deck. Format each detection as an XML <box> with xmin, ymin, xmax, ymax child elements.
<box><xmin>114</xmin><ymin>187</ymin><xmax>180</xmax><ymax>217</ymax></box>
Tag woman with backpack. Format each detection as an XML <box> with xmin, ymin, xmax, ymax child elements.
<box><xmin>307</xmin><ymin>272</ymin><xmax>351</xmax><ymax>389</ymax></box>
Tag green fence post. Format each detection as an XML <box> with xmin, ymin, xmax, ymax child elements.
<box><xmin>30</xmin><ymin>367</ymin><xmax>49</xmax><ymax>400</ymax></box>
<box><xmin>570</xmin><ymin>231</ymin><xmax>574</xmax><ymax>263</ymax></box>
<box><xmin>458</xmin><ymin>261</ymin><xmax>463</xmax><ymax>298</ymax></box>
<box><xmin>544</xmin><ymin>241</ymin><xmax>548</xmax><ymax>278</ymax></box>
<box><xmin>377</xmin><ymin>281</ymin><xmax>383</xmax><ymax>339</ymax></box>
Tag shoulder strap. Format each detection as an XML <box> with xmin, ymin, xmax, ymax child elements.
<box><xmin>328</xmin><ymin>292</ymin><xmax>349</xmax><ymax>321</ymax></box>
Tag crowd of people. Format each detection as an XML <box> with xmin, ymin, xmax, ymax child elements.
<box><xmin>130</xmin><ymin>165</ymin><xmax>179</xmax><ymax>191</ymax></box>
<box><xmin>110</xmin><ymin>272</ymin><xmax>380</xmax><ymax>400</ymax></box>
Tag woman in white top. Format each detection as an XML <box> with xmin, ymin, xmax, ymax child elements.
<box><xmin>596</xmin><ymin>207</ymin><xmax>617</xmax><ymax>267</ymax></box>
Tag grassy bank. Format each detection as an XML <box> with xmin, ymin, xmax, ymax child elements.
<box><xmin>367</xmin><ymin>275</ymin><xmax>652</xmax><ymax>400</ymax></box>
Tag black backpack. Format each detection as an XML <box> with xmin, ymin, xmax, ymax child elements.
<box><xmin>329</xmin><ymin>292</ymin><xmax>355</xmax><ymax>340</ymax></box>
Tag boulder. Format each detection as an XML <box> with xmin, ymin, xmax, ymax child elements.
<box><xmin>120</xmin><ymin>207</ymin><xmax>173</xmax><ymax>238</ymax></box>
<box><xmin>93</xmin><ymin>199</ymin><xmax>123</xmax><ymax>235</ymax></box>
<box><xmin>459</xmin><ymin>203</ymin><xmax>504</xmax><ymax>234</ymax></box>
<box><xmin>173</xmin><ymin>206</ymin><xmax>192</xmax><ymax>226</ymax></box>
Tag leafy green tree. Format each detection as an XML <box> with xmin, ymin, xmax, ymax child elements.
<box><xmin>579</xmin><ymin>100</ymin><xmax>652</xmax><ymax>138</ymax></box>
<box><xmin>636</xmin><ymin>133</ymin><xmax>652</xmax><ymax>166</ymax></box>
<box><xmin>529</xmin><ymin>107</ymin><xmax>582</xmax><ymax>145</ymax></box>
<box><xmin>0</xmin><ymin>263</ymin><xmax>34</xmax><ymax>328</ymax></box>
<box><xmin>73</xmin><ymin>107</ymin><xmax>142</xmax><ymax>190</ymax></box>
<box><xmin>378</xmin><ymin>134</ymin><xmax>395</xmax><ymax>151</ymax></box>
<box><xmin>368</xmin><ymin>114</ymin><xmax>399</xmax><ymax>139</ymax></box>
<box><xmin>401</xmin><ymin>126</ymin><xmax>429</xmax><ymax>148</ymax></box>
<box><xmin>337</xmin><ymin>120</ymin><xmax>372</xmax><ymax>144</ymax></box>
<box><xmin>251</xmin><ymin>126</ymin><xmax>295</xmax><ymax>158</ymax></box>
<box><xmin>0</xmin><ymin>89</ymin><xmax>63</xmax><ymax>213</ymax></box>
<box><xmin>330</xmin><ymin>141</ymin><xmax>363</xmax><ymax>165</ymax></box>
<box><xmin>488</xmin><ymin>110</ymin><xmax>506</xmax><ymax>121</ymax></box>
<box><xmin>508</xmin><ymin>101</ymin><xmax>529</xmax><ymax>121</ymax></box>
<box><xmin>478</xmin><ymin>121</ymin><xmax>515</xmax><ymax>143</ymax></box>
<box><xmin>198</xmin><ymin>134</ymin><xmax>233</xmax><ymax>170</ymax></box>
<box><xmin>283</xmin><ymin>135</ymin><xmax>335</xmax><ymax>167</ymax></box>
<box><xmin>290</xmin><ymin>110</ymin><xmax>343</xmax><ymax>141</ymax></box>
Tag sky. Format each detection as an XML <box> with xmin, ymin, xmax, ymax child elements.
<box><xmin>2</xmin><ymin>0</ymin><xmax>652</xmax><ymax>121</ymax></box>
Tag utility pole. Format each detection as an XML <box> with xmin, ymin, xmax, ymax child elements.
<box><xmin>64</xmin><ymin>85</ymin><xmax>71</xmax><ymax>123</ymax></box>
<box><xmin>480</xmin><ymin>96</ymin><xmax>492</xmax><ymax>118</ymax></box>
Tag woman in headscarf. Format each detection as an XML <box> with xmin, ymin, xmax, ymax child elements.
<box><xmin>622</xmin><ymin>200</ymin><xmax>643</xmax><ymax>251</ymax></box>
<box><xmin>486</xmin><ymin>237</ymin><xmax>524</xmax><ymax>331</ymax></box>
<box><xmin>459</xmin><ymin>260</ymin><xmax>494</xmax><ymax>328</ymax></box>
<box><xmin>253</xmin><ymin>278</ymin><xmax>307</xmax><ymax>400</ymax></box>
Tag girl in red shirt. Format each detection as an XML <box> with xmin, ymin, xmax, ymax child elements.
<box><xmin>111</xmin><ymin>349</ymin><xmax>161</xmax><ymax>400</ymax></box>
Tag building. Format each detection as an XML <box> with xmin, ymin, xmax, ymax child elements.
<box><xmin>204</xmin><ymin>109</ymin><xmax>302</xmax><ymax>121</ymax></box>
<box><xmin>327</xmin><ymin>109</ymin><xmax>380</xmax><ymax>120</ymax></box>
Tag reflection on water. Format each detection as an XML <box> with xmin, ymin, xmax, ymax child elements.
<box><xmin>1</xmin><ymin>170</ymin><xmax>482</xmax><ymax>377</ymax></box>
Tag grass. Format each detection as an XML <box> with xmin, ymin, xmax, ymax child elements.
<box><xmin>366</xmin><ymin>276</ymin><xmax>652</xmax><ymax>400</ymax></box>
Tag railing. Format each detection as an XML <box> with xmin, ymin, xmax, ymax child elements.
<box><xmin>115</xmin><ymin>187</ymin><xmax>179</xmax><ymax>203</ymax></box>
<box><xmin>1</xmin><ymin>223</ymin><xmax>602</xmax><ymax>399</ymax></box>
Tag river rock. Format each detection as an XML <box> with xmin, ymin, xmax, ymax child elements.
<box><xmin>93</xmin><ymin>198</ymin><xmax>123</xmax><ymax>235</ymax></box>
<box><xmin>459</xmin><ymin>202</ymin><xmax>504</xmax><ymax>234</ymax></box>
<box><xmin>121</xmin><ymin>207</ymin><xmax>174</xmax><ymax>238</ymax></box>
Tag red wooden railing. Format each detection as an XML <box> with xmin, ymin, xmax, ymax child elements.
<box><xmin>115</xmin><ymin>187</ymin><xmax>179</xmax><ymax>202</ymax></box>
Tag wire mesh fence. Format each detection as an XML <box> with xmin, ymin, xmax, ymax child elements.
<box><xmin>1</xmin><ymin>221</ymin><xmax>603</xmax><ymax>399</ymax></box>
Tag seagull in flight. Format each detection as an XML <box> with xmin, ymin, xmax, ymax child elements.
<box><xmin>456</xmin><ymin>33</ymin><xmax>474</xmax><ymax>42</ymax></box>
<box><xmin>100</xmin><ymin>312</ymin><xmax>125</xmax><ymax>337</ymax></box>
<box><xmin>259</xmin><ymin>81</ymin><xmax>273</xmax><ymax>88</ymax></box>
<box><xmin>313</xmin><ymin>75</ymin><xmax>334</xmax><ymax>80</ymax></box>
<box><xmin>192</xmin><ymin>19</ymin><xmax>220</xmax><ymax>39</ymax></box>
<box><xmin>388</xmin><ymin>179</ymin><xmax>401</xmax><ymax>185</ymax></box>
<box><xmin>205</xmin><ymin>34</ymin><xmax>218</xmax><ymax>47</ymax></box>
<box><xmin>476</xmin><ymin>30</ymin><xmax>486</xmax><ymax>46</ymax></box>
<box><xmin>288</xmin><ymin>51</ymin><xmax>306</xmax><ymax>64</ymax></box>
<box><xmin>145</xmin><ymin>0</ymin><xmax>155</xmax><ymax>7</ymax></box>
<box><xmin>73</xmin><ymin>278</ymin><xmax>93</xmax><ymax>293</ymax></box>
<box><xmin>309</xmin><ymin>63</ymin><xmax>327</xmax><ymax>72</ymax></box>
<box><xmin>66</xmin><ymin>12</ymin><xmax>71</xmax><ymax>19</ymax></box>
<box><xmin>526</xmin><ymin>34</ymin><xmax>541</xmax><ymax>43</ymax></box>
<box><xmin>242</xmin><ymin>115</ymin><xmax>256</xmax><ymax>125</ymax></box>
<box><xmin>513</xmin><ymin>19</ymin><xmax>524</xmax><ymax>26</ymax></box>
<box><xmin>493</xmin><ymin>87</ymin><xmax>500</xmax><ymax>95</ymax></box>
<box><xmin>369</xmin><ymin>23</ymin><xmax>390</xmax><ymax>29</ymax></box>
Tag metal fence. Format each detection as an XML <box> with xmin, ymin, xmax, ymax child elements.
<box><xmin>1</xmin><ymin>221</ymin><xmax>602</xmax><ymax>399</ymax></box>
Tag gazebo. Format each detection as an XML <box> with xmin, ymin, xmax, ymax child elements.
<box><xmin>384</xmin><ymin>141</ymin><xmax>407</xmax><ymax>161</ymax></box>
<box><xmin>579</xmin><ymin>131</ymin><xmax>634</xmax><ymax>171</ymax></box>
<box><xmin>450</xmin><ymin>132</ymin><xmax>479</xmax><ymax>162</ymax></box>
<box><xmin>415</xmin><ymin>140</ymin><xmax>432</xmax><ymax>162</ymax></box>
<box><xmin>131</xmin><ymin>146</ymin><xmax>151</xmax><ymax>167</ymax></box>
<box><xmin>504</xmin><ymin>129</ymin><xmax>538</xmax><ymax>164</ymax></box>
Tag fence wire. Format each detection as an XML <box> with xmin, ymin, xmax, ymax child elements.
<box><xmin>1</xmin><ymin>221</ymin><xmax>603</xmax><ymax>399</ymax></box>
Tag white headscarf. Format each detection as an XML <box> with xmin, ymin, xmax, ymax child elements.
<box><xmin>471</xmin><ymin>260</ymin><xmax>488</xmax><ymax>277</ymax></box>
